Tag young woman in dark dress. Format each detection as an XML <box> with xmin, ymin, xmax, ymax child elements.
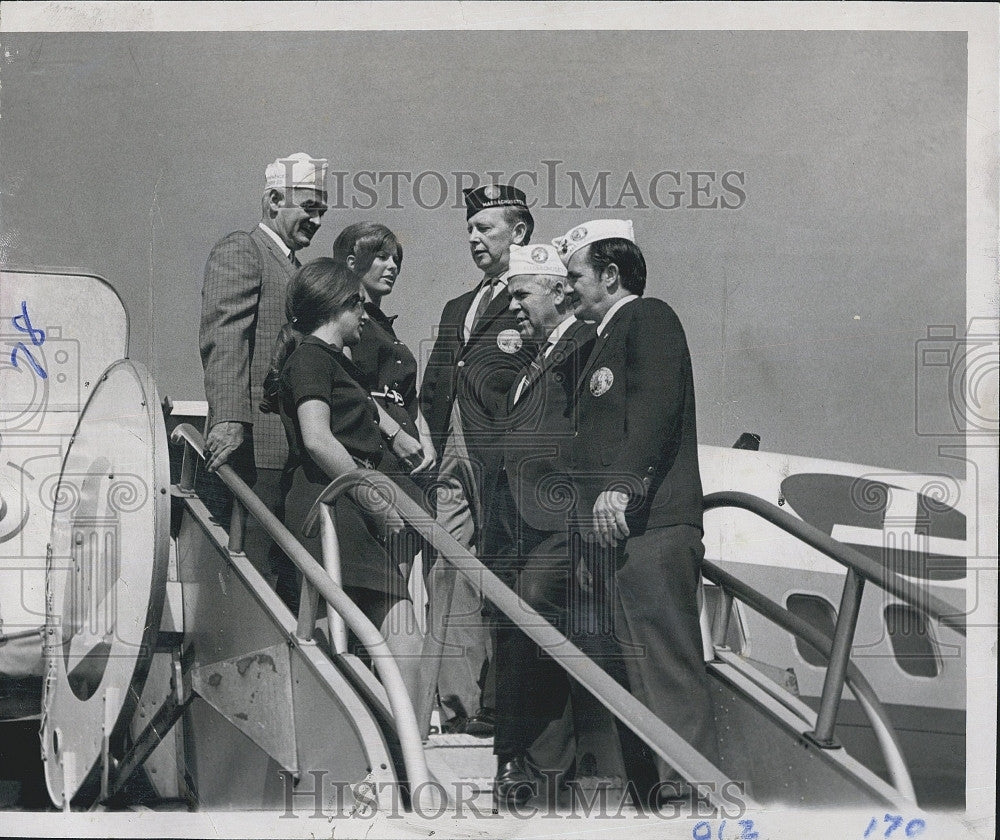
<box><xmin>275</xmin><ymin>258</ymin><xmax>425</xmax><ymax>697</ymax></box>
<box><xmin>332</xmin><ymin>222</ymin><xmax>436</xmax><ymax>478</ymax></box>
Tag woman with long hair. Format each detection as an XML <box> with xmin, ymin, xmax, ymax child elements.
<box><xmin>275</xmin><ymin>257</ymin><xmax>425</xmax><ymax>695</ymax></box>
<box><xmin>332</xmin><ymin>222</ymin><xmax>436</xmax><ymax>476</ymax></box>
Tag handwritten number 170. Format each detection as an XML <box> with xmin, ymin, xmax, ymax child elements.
<box><xmin>9</xmin><ymin>300</ymin><xmax>47</xmax><ymax>378</ymax></box>
<box><xmin>864</xmin><ymin>815</ymin><xmax>926</xmax><ymax>838</ymax></box>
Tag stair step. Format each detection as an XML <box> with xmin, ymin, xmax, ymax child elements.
<box><xmin>425</xmin><ymin>733</ymin><xmax>494</xmax><ymax>748</ymax></box>
<box><xmin>452</xmin><ymin>776</ymin><xmax>493</xmax><ymax>791</ymax></box>
<box><xmin>425</xmin><ymin>731</ymin><xmax>494</xmax><ymax>787</ymax></box>
<box><xmin>423</xmin><ymin>731</ymin><xmax>632</xmax><ymax>815</ymax></box>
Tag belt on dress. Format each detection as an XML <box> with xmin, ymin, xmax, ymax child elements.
<box><xmin>371</xmin><ymin>386</ymin><xmax>405</xmax><ymax>407</ymax></box>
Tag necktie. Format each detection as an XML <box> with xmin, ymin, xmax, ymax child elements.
<box><xmin>289</xmin><ymin>251</ymin><xmax>301</xmax><ymax>268</ymax></box>
<box><xmin>470</xmin><ymin>279</ymin><xmax>496</xmax><ymax>335</ymax></box>
<box><xmin>514</xmin><ymin>343</ymin><xmax>549</xmax><ymax>403</ymax></box>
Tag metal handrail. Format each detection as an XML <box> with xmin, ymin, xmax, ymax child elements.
<box><xmin>702</xmin><ymin>489</ymin><xmax>966</xmax><ymax>800</ymax></box>
<box><xmin>703</xmin><ymin>491</ymin><xmax>966</xmax><ymax>634</ymax></box>
<box><xmin>302</xmin><ymin>469</ymin><xmax>753</xmax><ymax>810</ymax></box>
<box><xmin>702</xmin><ymin>559</ymin><xmax>917</xmax><ymax>801</ymax></box>
<box><xmin>316</xmin><ymin>505</ymin><xmax>350</xmax><ymax>653</ymax></box>
<box><xmin>170</xmin><ymin>424</ymin><xmax>434</xmax><ymax>802</ymax></box>
<box><xmin>0</xmin><ymin>627</ymin><xmax>43</xmax><ymax>643</ymax></box>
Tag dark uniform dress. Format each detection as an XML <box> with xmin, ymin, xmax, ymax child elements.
<box><xmin>279</xmin><ymin>335</ymin><xmax>424</xmax><ymax>623</ymax></box>
<box><xmin>350</xmin><ymin>302</ymin><xmax>421</xmax><ymax>442</ymax></box>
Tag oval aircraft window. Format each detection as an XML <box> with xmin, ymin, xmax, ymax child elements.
<box><xmin>884</xmin><ymin>603</ymin><xmax>940</xmax><ymax>678</ymax></box>
<box><xmin>786</xmin><ymin>594</ymin><xmax>837</xmax><ymax>668</ymax></box>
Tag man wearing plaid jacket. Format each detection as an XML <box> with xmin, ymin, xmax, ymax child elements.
<box><xmin>199</xmin><ymin>153</ymin><xmax>328</xmax><ymax>591</ymax></box>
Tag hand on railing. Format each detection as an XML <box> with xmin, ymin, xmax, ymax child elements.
<box><xmin>204</xmin><ymin>420</ymin><xmax>244</xmax><ymax>472</ymax></box>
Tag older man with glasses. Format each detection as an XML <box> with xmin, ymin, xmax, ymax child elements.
<box><xmin>199</xmin><ymin>152</ymin><xmax>328</xmax><ymax>602</ymax></box>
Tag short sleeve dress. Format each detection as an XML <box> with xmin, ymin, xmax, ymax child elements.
<box><xmin>279</xmin><ymin>335</ymin><xmax>425</xmax><ymax>602</ymax></box>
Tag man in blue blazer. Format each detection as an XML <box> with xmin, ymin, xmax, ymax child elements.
<box><xmin>419</xmin><ymin>184</ymin><xmax>537</xmax><ymax>733</ymax></box>
<box><xmin>553</xmin><ymin>219</ymin><xmax>720</xmax><ymax>793</ymax></box>
<box><xmin>199</xmin><ymin>153</ymin><xmax>328</xmax><ymax>596</ymax></box>
<box><xmin>478</xmin><ymin>244</ymin><xmax>596</xmax><ymax>803</ymax></box>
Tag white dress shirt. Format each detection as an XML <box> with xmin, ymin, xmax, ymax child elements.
<box><xmin>257</xmin><ymin>222</ymin><xmax>292</xmax><ymax>259</ymax></box>
<box><xmin>596</xmin><ymin>294</ymin><xmax>638</xmax><ymax>336</ymax></box>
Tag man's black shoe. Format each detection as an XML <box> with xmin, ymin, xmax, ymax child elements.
<box><xmin>464</xmin><ymin>707</ymin><xmax>495</xmax><ymax>738</ymax></box>
<box><xmin>493</xmin><ymin>755</ymin><xmax>538</xmax><ymax>807</ymax></box>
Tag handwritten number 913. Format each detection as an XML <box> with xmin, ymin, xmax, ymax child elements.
<box><xmin>693</xmin><ymin>819</ymin><xmax>758</xmax><ymax>840</ymax></box>
<box><xmin>9</xmin><ymin>300</ymin><xmax>47</xmax><ymax>378</ymax></box>
<box><xmin>863</xmin><ymin>815</ymin><xmax>927</xmax><ymax>838</ymax></box>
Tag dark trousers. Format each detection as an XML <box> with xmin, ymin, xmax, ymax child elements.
<box><xmin>492</xmin><ymin>532</ymin><xmax>575</xmax><ymax>757</ymax></box>
<box><xmin>483</xmin><ymin>475</ymin><xmax>574</xmax><ymax>757</ymax></box>
<box><xmin>484</xmin><ymin>479</ymin><xmax>651</xmax><ymax>789</ymax></box>
<box><xmin>581</xmin><ymin>524</ymin><xmax>720</xmax><ymax>782</ymax></box>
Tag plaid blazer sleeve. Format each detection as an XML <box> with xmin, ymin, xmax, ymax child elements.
<box><xmin>199</xmin><ymin>231</ymin><xmax>262</xmax><ymax>428</ymax></box>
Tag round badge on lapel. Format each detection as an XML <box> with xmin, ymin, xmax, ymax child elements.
<box><xmin>590</xmin><ymin>366</ymin><xmax>614</xmax><ymax>396</ymax></box>
<box><xmin>497</xmin><ymin>328</ymin><xmax>523</xmax><ymax>354</ymax></box>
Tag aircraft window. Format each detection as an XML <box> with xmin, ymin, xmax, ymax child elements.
<box><xmin>884</xmin><ymin>604</ymin><xmax>940</xmax><ymax>678</ymax></box>
<box><xmin>785</xmin><ymin>594</ymin><xmax>837</xmax><ymax>667</ymax></box>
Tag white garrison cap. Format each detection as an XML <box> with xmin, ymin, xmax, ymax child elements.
<box><xmin>508</xmin><ymin>244</ymin><xmax>568</xmax><ymax>278</ymax></box>
<box><xmin>264</xmin><ymin>152</ymin><xmax>328</xmax><ymax>192</ymax></box>
<box><xmin>552</xmin><ymin>219</ymin><xmax>635</xmax><ymax>263</ymax></box>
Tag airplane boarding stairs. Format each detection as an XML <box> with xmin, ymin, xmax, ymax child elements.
<box><xmin>36</xmin><ymin>361</ymin><xmax>965</xmax><ymax>817</ymax></box>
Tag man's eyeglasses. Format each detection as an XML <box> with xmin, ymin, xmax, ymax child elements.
<box><xmin>344</xmin><ymin>293</ymin><xmax>366</xmax><ymax>310</ymax></box>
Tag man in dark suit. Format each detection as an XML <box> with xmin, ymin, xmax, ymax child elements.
<box><xmin>478</xmin><ymin>243</ymin><xmax>596</xmax><ymax>804</ymax></box>
<box><xmin>419</xmin><ymin>184</ymin><xmax>537</xmax><ymax>733</ymax></box>
<box><xmin>553</xmin><ymin>219</ymin><xmax>720</xmax><ymax>792</ymax></box>
<box><xmin>199</xmin><ymin>152</ymin><xmax>328</xmax><ymax>591</ymax></box>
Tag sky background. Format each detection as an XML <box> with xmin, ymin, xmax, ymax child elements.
<box><xmin>0</xmin><ymin>30</ymin><xmax>967</xmax><ymax>476</ymax></box>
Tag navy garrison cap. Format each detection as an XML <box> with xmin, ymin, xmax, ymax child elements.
<box><xmin>463</xmin><ymin>183</ymin><xmax>528</xmax><ymax>219</ymax></box>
